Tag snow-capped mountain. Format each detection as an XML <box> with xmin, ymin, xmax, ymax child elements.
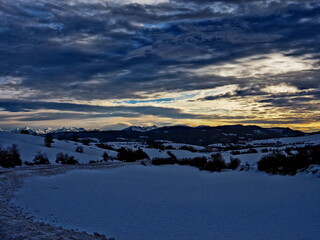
<box><xmin>123</xmin><ymin>125</ymin><xmax>158</xmax><ymax>132</ymax></box>
<box><xmin>10</xmin><ymin>127</ymin><xmax>95</xmax><ymax>135</ymax></box>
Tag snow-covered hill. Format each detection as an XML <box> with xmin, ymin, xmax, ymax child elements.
<box><xmin>122</xmin><ymin>125</ymin><xmax>158</xmax><ymax>132</ymax></box>
<box><xmin>0</xmin><ymin>132</ymin><xmax>117</xmax><ymax>164</ymax></box>
<box><xmin>11</xmin><ymin>127</ymin><xmax>96</xmax><ymax>135</ymax></box>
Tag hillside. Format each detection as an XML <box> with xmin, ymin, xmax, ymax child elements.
<box><xmin>0</xmin><ymin>132</ymin><xmax>117</xmax><ymax>165</ymax></box>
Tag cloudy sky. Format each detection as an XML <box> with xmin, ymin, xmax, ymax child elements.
<box><xmin>0</xmin><ymin>0</ymin><xmax>319</xmax><ymax>131</ymax></box>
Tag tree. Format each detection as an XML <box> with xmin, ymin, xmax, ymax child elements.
<box><xmin>102</xmin><ymin>152</ymin><xmax>109</xmax><ymax>161</ymax></box>
<box><xmin>44</xmin><ymin>134</ymin><xmax>54</xmax><ymax>147</ymax></box>
<box><xmin>75</xmin><ymin>146</ymin><xmax>84</xmax><ymax>153</ymax></box>
<box><xmin>0</xmin><ymin>145</ymin><xmax>22</xmax><ymax>168</ymax></box>
<box><xmin>228</xmin><ymin>157</ymin><xmax>241</xmax><ymax>170</ymax></box>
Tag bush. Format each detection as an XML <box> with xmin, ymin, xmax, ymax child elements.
<box><xmin>0</xmin><ymin>145</ymin><xmax>22</xmax><ymax>168</ymax></box>
<box><xmin>205</xmin><ymin>153</ymin><xmax>226</xmax><ymax>172</ymax></box>
<box><xmin>55</xmin><ymin>152</ymin><xmax>79</xmax><ymax>165</ymax></box>
<box><xmin>257</xmin><ymin>148</ymin><xmax>315</xmax><ymax>175</ymax></box>
<box><xmin>102</xmin><ymin>152</ymin><xmax>109</xmax><ymax>161</ymax></box>
<box><xmin>152</xmin><ymin>158</ymin><xmax>175</xmax><ymax>165</ymax></box>
<box><xmin>167</xmin><ymin>151</ymin><xmax>177</xmax><ymax>162</ymax></box>
<box><xmin>81</xmin><ymin>139</ymin><xmax>91</xmax><ymax>146</ymax></box>
<box><xmin>96</xmin><ymin>143</ymin><xmax>116</xmax><ymax>151</ymax></box>
<box><xmin>32</xmin><ymin>152</ymin><xmax>50</xmax><ymax>165</ymax></box>
<box><xmin>179</xmin><ymin>157</ymin><xmax>207</xmax><ymax>168</ymax></box>
<box><xmin>246</xmin><ymin>148</ymin><xmax>258</xmax><ymax>154</ymax></box>
<box><xmin>75</xmin><ymin>146</ymin><xmax>84</xmax><ymax>153</ymax></box>
<box><xmin>44</xmin><ymin>134</ymin><xmax>54</xmax><ymax>147</ymax></box>
<box><xmin>227</xmin><ymin>157</ymin><xmax>241</xmax><ymax>170</ymax></box>
<box><xmin>231</xmin><ymin>150</ymin><xmax>241</xmax><ymax>155</ymax></box>
<box><xmin>117</xmin><ymin>147</ymin><xmax>149</xmax><ymax>162</ymax></box>
<box><xmin>179</xmin><ymin>145</ymin><xmax>197</xmax><ymax>152</ymax></box>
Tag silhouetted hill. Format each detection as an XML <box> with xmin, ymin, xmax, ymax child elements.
<box><xmin>52</xmin><ymin>125</ymin><xmax>304</xmax><ymax>146</ymax></box>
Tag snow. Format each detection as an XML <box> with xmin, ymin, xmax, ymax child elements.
<box><xmin>13</xmin><ymin>165</ymin><xmax>320</xmax><ymax>240</ymax></box>
<box><xmin>0</xmin><ymin>132</ymin><xmax>117</xmax><ymax>164</ymax></box>
<box><xmin>250</xmin><ymin>133</ymin><xmax>320</xmax><ymax>146</ymax></box>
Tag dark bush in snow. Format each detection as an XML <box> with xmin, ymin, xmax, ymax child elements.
<box><xmin>96</xmin><ymin>143</ymin><xmax>116</xmax><ymax>151</ymax></box>
<box><xmin>75</xmin><ymin>146</ymin><xmax>84</xmax><ymax>153</ymax></box>
<box><xmin>56</xmin><ymin>152</ymin><xmax>79</xmax><ymax>165</ymax></box>
<box><xmin>81</xmin><ymin>138</ymin><xmax>91</xmax><ymax>146</ymax></box>
<box><xmin>0</xmin><ymin>144</ymin><xmax>22</xmax><ymax>168</ymax></box>
<box><xmin>205</xmin><ymin>153</ymin><xmax>227</xmax><ymax>172</ymax></box>
<box><xmin>44</xmin><ymin>134</ymin><xmax>54</xmax><ymax>147</ymax></box>
<box><xmin>167</xmin><ymin>151</ymin><xmax>177</xmax><ymax>162</ymax></box>
<box><xmin>179</xmin><ymin>145</ymin><xmax>197</xmax><ymax>152</ymax></box>
<box><xmin>32</xmin><ymin>152</ymin><xmax>50</xmax><ymax>165</ymax></box>
<box><xmin>228</xmin><ymin>157</ymin><xmax>241</xmax><ymax>170</ymax></box>
<box><xmin>117</xmin><ymin>147</ymin><xmax>149</xmax><ymax>162</ymax></box>
<box><xmin>179</xmin><ymin>157</ymin><xmax>207</xmax><ymax>168</ymax></box>
<box><xmin>257</xmin><ymin>146</ymin><xmax>319</xmax><ymax>175</ymax></box>
<box><xmin>152</xmin><ymin>158</ymin><xmax>175</xmax><ymax>165</ymax></box>
<box><xmin>102</xmin><ymin>152</ymin><xmax>109</xmax><ymax>161</ymax></box>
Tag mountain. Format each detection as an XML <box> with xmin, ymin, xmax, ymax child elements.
<box><xmin>123</xmin><ymin>125</ymin><xmax>158</xmax><ymax>132</ymax></box>
<box><xmin>10</xmin><ymin>127</ymin><xmax>94</xmax><ymax>135</ymax></box>
<box><xmin>51</xmin><ymin>125</ymin><xmax>305</xmax><ymax>146</ymax></box>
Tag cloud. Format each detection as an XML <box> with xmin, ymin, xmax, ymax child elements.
<box><xmin>0</xmin><ymin>0</ymin><xmax>319</xmax><ymax>130</ymax></box>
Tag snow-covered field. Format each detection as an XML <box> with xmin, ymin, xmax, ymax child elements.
<box><xmin>0</xmin><ymin>132</ymin><xmax>118</xmax><ymax>164</ymax></box>
<box><xmin>12</xmin><ymin>165</ymin><xmax>320</xmax><ymax>240</ymax></box>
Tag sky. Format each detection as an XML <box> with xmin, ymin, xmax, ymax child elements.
<box><xmin>0</xmin><ymin>0</ymin><xmax>319</xmax><ymax>131</ymax></box>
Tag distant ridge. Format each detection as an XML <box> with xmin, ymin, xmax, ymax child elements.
<box><xmin>50</xmin><ymin>124</ymin><xmax>306</xmax><ymax>146</ymax></box>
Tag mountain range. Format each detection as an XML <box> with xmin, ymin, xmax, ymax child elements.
<box><xmin>49</xmin><ymin>125</ymin><xmax>305</xmax><ymax>146</ymax></box>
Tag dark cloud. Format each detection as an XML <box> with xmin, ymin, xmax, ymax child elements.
<box><xmin>0</xmin><ymin>0</ymin><xmax>319</xmax><ymax>129</ymax></box>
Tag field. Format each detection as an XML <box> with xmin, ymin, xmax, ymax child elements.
<box><xmin>12</xmin><ymin>165</ymin><xmax>320</xmax><ymax>240</ymax></box>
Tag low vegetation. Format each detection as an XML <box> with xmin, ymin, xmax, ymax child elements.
<box><xmin>0</xmin><ymin>145</ymin><xmax>22</xmax><ymax>168</ymax></box>
<box><xmin>257</xmin><ymin>146</ymin><xmax>320</xmax><ymax>175</ymax></box>
<box><xmin>117</xmin><ymin>147</ymin><xmax>149</xmax><ymax>162</ymax></box>
<box><xmin>56</xmin><ymin>152</ymin><xmax>79</xmax><ymax>165</ymax></box>
<box><xmin>151</xmin><ymin>152</ymin><xmax>241</xmax><ymax>172</ymax></box>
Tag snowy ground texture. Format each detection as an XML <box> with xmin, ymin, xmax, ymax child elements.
<box><xmin>12</xmin><ymin>165</ymin><xmax>320</xmax><ymax>240</ymax></box>
<box><xmin>0</xmin><ymin>163</ymin><xmax>138</xmax><ymax>240</ymax></box>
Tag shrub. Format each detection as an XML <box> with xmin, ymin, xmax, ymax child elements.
<box><xmin>227</xmin><ymin>157</ymin><xmax>241</xmax><ymax>170</ymax></box>
<box><xmin>231</xmin><ymin>150</ymin><xmax>241</xmax><ymax>155</ymax></box>
<box><xmin>44</xmin><ymin>134</ymin><xmax>54</xmax><ymax>147</ymax></box>
<box><xmin>257</xmin><ymin>148</ymin><xmax>314</xmax><ymax>176</ymax></box>
<box><xmin>32</xmin><ymin>152</ymin><xmax>50</xmax><ymax>165</ymax></box>
<box><xmin>205</xmin><ymin>153</ymin><xmax>226</xmax><ymax>172</ymax></box>
<box><xmin>246</xmin><ymin>148</ymin><xmax>258</xmax><ymax>154</ymax></box>
<box><xmin>81</xmin><ymin>138</ymin><xmax>91</xmax><ymax>146</ymax></box>
<box><xmin>102</xmin><ymin>152</ymin><xmax>109</xmax><ymax>161</ymax></box>
<box><xmin>152</xmin><ymin>158</ymin><xmax>175</xmax><ymax>165</ymax></box>
<box><xmin>0</xmin><ymin>145</ymin><xmax>22</xmax><ymax>168</ymax></box>
<box><xmin>179</xmin><ymin>145</ymin><xmax>197</xmax><ymax>152</ymax></box>
<box><xmin>167</xmin><ymin>151</ymin><xmax>177</xmax><ymax>162</ymax></box>
<box><xmin>55</xmin><ymin>152</ymin><xmax>79</xmax><ymax>165</ymax></box>
<box><xmin>96</xmin><ymin>143</ymin><xmax>116</xmax><ymax>151</ymax></box>
<box><xmin>75</xmin><ymin>146</ymin><xmax>84</xmax><ymax>153</ymax></box>
<box><xmin>179</xmin><ymin>157</ymin><xmax>207</xmax><ymax>168</ymax></box>
<box><xmin>117</xmin><ymin>147</ymin><xmax>149</xmax><ymax>162</ymax></box>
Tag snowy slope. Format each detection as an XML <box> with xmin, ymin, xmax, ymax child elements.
<box><xmin>0</xmin><ymin>132</ymin><xmax>117</xmax><ymax>164</ymax></box>
<box><xmin>13</xmin><ymin>165</ymin><xmax>320</xmax><ymax>240</ymax></box>
<box><xmin>250</xmin><ymin>133</ymin><xmax>320</xmax><ymax>146</ymax></box>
